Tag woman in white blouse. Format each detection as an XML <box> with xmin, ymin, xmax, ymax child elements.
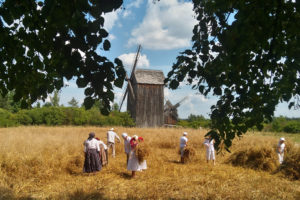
<box><xmin>83</xmin><ymin>132</ymin><xmax>102</xmax><ymax>173</ymax></box>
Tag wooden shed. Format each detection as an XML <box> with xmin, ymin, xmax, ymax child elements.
<box><xmin>127</xmin><ymin>69</ymin><xmax>165</xmax><ymax>127</ymax></box>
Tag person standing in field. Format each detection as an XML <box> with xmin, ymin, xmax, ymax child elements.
<box><xmin>96</xmin><ymin>137</ymin><xmax>108</xmax><ymax>166</ymax></box>
<box><xmin>277</xmin><ymin>137</ymin><xmax>285</xmax><ymax>164</ymax></box>
<box><xmin>179</xmin><ymin>132</ymin><xmax>188</xmax><ymax>163</ymax></box>
<box><xmin>83</xmin><ymin>132</ymin><xmax>102</xmax><ymax>173</ymax></box>
<box><xmin>107</xmin><ymin>128</ymin><xmax>121</xmax><ymax>158</ymax></box>
<box><xmin>127</xmin><ymin>135</ymin><xmax>147</xmax><ymax>178</ymax></box>
<box><xmin>122</xmin><ymin>133</ymin><xmax>131</xmax><ymax>165</ymax></box>
<box><xmin>203</xmin><ymin>135</ymin><xmax>215</xmax><ymax>165</ymax></box>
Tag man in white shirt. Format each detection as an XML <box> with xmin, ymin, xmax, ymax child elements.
<box><xmin>203</xmin><ymin>135</ymin><xmax>215</xmax><ymax>165</ymax></box>
<box><xmin>277</xmin><ymin>137</ymin><xmax>285</xmax><ymax>164</ymax></box>
<box><xmin>122</xmin><ymin>133</ymin><xmax>132</xmax><ymax>165</ymax></box>
<box><xmin>180</xmin><ymin>132</ymin><xmax>188</xmax><ymax>163</ymax></box>
<box><xmin>107</xmin><ymin>128</ymin><xmax>120</xmax><ymax>158</ymax></box>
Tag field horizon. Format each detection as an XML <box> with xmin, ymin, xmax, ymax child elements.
<box><xmin>0</xmin><ymin>126</ymin><xmax>299</xmax><ymax>199</ymax></box>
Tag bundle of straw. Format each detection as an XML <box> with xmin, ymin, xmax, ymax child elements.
<box><xmin>136</xmin><ymin>143</ymin><xmax>150</xmax><ymax>164</ymax></box>
<box><xmin>278</xmin><ymin>145</ymin><xmax>300</xmax><ymax>180</ymax></box>
<box><xmin>183</xmin><ymin>147</ymin><xmax>196</xmax><ymax>160</ymax></box>
<box><xmin>226</xmin><ymin>146</ymin><xmax>279</xmax><ymax>172</ymax></box>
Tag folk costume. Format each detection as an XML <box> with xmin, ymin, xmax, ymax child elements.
<box><xmin>203</xmin><ymin>136</ymin><xmax>215</xmax><ymax>165</ymax></box>
<box><xmin>96</xmin><ymin>137</ymin><xmax>108</xmax><ymax>166</ymax></box>
<box><xmin>107</xmin><ymin>128</ymin><xmax>121</xmax><ymax>158</ymax></box>
<box><xmin>122</xmin><ymin>133</ymin><xmax>132</xmax><ymax>165</ymax></box>
<box><xmin>179</xmin><ymin>132</ymin><xmax>188</xmax><ymax>163</ymax></box>
<box><xmin>83</xmin><ymin>132</ymin><xmax>102</xmax><ymax>173</ymax></box>
<box><xmin>277</xmin><ymin>137</ymin><xmax>285</xmax><ymax>164</ymax></box>
<box><xmin>127</xmin><ymin>135</ymin><xmax>147</xmax><ymax>177</ymax></box>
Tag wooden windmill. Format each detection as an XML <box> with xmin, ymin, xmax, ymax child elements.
<box><xmin>119</xmin><ymin>45</ymin><xmax>165</xmax><ymax>127</ymax></box>
<box><xmin>164</xmin><ymin>96</ymin><xmax>188</xmax><ymax>125</ymax></box>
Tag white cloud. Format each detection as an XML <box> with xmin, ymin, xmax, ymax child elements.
<box><xmin>103</xmin><ymin>10</ymin><xmax>119</xmax><ymax>31</ymax></box>
<box><xmin>118</xmin><ymin>53</ymin><xmax>150</xmax><ymax>70</ymax></box>
<box><xmin>108</xmin><ymin>34</ymin><xmax>116</xmax><ymax>41</ymax></box>
<box><xmin>121</xmin><ymin>0</ymin><xmax>144</xmax><ymax>18</ymax></box>
<box><xmin>128</xmin><ymin>0</ymin><xmax>197</xmax><ymax>50</ymax></box>
<box><xmin>127</xmin><ymin>0</ymin><xmax>144</xmax><ymax>9</ymax></box>
<box><xmin>122</xmin><ymin>9</ymin><xmax>132</xmax><ymax>18</ymax></box>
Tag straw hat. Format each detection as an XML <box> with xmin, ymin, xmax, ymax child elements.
<box><xmin>183</xmin><ymin>132</ymin><xmax>188</xmax><ymax>136</ymax></box>
<box><xmin>280</xmin><ymin>137</ymin><xmax>285</xmax><ymax>141</ymax></box>
<box><xmin>122</xmin><ymin>133</ymin><xmax>128</xmax><ymax>138</ymax></box>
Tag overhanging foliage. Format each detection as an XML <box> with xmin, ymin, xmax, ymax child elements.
<box><xmin>166</xmin><ymin>0</ymin><xmax>300</xmax><ymax>151</ymax></box>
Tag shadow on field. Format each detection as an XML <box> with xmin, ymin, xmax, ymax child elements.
<box><xmin>0</xmin><ymin>187</ymin><xmax>34</xmax><ymax>200</ymax></box>
<box><xmin>57</xmin><ymin>190</ymin><xmax>106</xmax><ymax>200</ymax></box>
<box><xmin>117</xmin><ymin>172</ymin><xmax>132</xmax><ymax>180</ymax></box>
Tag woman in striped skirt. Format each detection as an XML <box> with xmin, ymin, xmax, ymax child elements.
<box><xmin>83</xmin><ymin>132</ymin><xmax>102</xmax><ymax>173</ymax></box>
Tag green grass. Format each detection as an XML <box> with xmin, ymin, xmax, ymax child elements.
<box><xmin>251</xmin><ymin>131</ymin><xmax>300</xmax><ymax>144</ymax></box>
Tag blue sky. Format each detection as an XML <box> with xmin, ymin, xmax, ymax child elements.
<box><xmin>56</xmin><ymin>0</ymin><xmax>299</xmax><ymax>119</ymax></box>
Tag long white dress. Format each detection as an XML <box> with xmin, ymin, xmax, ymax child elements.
<box><xmin>127</xmin><ymin>149</ymin><xmax>147</xmax><ymax>171</ymax></box>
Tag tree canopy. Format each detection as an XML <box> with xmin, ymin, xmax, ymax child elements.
<box><xmin>0</xmin><ymin>0</ymin><xmax>125</xmax><ymax>114</ymax></box>
<box><xmin>166</xmin><ymin>0</ymin><xmax>300</xmax><ymax>151</ymax></box>
<box><xmin>68</xmin><ymin>97</ymin><xmax>79</xmax><ymax>108</ymax></box>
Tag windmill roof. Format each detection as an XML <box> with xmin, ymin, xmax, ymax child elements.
<box><xmin>133</xmin><ymin>69</ymin><xmax>165</xmax><ymax>85</ymax></box>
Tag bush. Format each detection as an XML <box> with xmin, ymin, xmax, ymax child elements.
<box><xmin>15</xmin><ymin>110</ymin><xmax>32</xmax><ymax>125</ymax></box>
<box><xmin>0</xmin><ymin>107</ymin><xmax>135</xmax><ymax>127</ymax></box>
<box><xmin>0</xmin><ymin>108</ymin><xmax>17</xmax><ymax>127</ymax></box>
<box><xmin>283</xmin><ymin>121</ymin><xmax>300</xmax><ymax>133</ymax></box>
<box><xmin>64</xmin><ymin>107</ymin><xmax>89</xmax><ymax>125</ymax></box>
<box><xmin>86</xmin><ymin>109</ymin><xmax>104</xmax><ymax>126</ymax></box>
<box><xmin>43</xmin><ymin>107</ymin><xmax>66</xmax><ymax>125</ymax></box>
<box><xmin>28</xmin><ymin>108</ymin><xmax>44</xmax><ymax>125</ymax></box>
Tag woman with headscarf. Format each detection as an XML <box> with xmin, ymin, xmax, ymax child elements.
<box><xmin>83</xmin><ymin>132</ymin><xmax>102</xmax><ymax>173</ymax></box>
<box><xmin>127</xmin><ymin>135</ymin><xmax>147</xmax><ymax>178</ymax></box>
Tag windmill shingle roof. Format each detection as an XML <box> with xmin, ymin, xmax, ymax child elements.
<box><xmin>133</xmin><ymin>69</ymin><xmax>165</xmax><ymax>85</ymax></box>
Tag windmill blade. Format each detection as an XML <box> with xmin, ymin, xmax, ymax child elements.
<box><xmin>119</xmin><ymin>87</ymin><xmax>128</xmax><ymax>111</ymax></box>
<box><xmin>127</xmin><ymin>79</ymin><xmax>135</xmax><ymax>100</ymax></box>
<box><xmin>129</xmin><ymin>44</ymin><xmax>142</xmax><ymax>79</ymax></box>
<box><xmin>119</xmin><ymin>45</ymin><xmax>141</xmax><ymax>112</ymax></box>
<box><xmin>174</xmin><ymin>96</ymin><xmax>188</xmax><ymax>108</ymax></box>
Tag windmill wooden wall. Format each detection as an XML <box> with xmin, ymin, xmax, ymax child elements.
<box><xmin>127</xmin><ymin>69</ymin><xmax>164</xmax><ymax>127</ymax></box>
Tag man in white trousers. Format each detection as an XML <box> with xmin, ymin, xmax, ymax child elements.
<box><xmin>179</xmin><ymin>132</ymin><xmax>188</xmax><ymax>163</ymax></box>
<box><xmin>277</xmin><ymin>137</ymin><xmax>285</xmax><ymax>164</ymax></box>
<box><xmin>122</xmin><ymin>133</ymin><xmax>131</xmax><ymax>165</ymax></box>
<box><xmin>107</xmin><ymin>128</ymin><xmax>120</xmax><ymax>158</ymax></box>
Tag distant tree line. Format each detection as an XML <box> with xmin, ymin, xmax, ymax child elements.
<box><xmin>0</xmin><ymin>91</ymin><xmax>134</xmax><ymax>127</ymax></box>
<box><xmin>178</xmin><ymin>114</ymin><xmax>300</xmax><ymax>134</ymax></box>
<box><xmin>177</xmin><ymin>114</ymin><xmax>211</xmax><ymax>129</ymax></box>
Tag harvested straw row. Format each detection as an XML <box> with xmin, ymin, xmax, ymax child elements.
<box><xmin>226</xmin><ymin>146</ymin><xmax>279</xmax><ymax>172</ymax></box>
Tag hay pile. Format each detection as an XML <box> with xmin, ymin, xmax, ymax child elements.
<box><xmin>182</xmin><ymin>147</ymin><xmax>196</xmax><ymax>161</ymax></box>
<box><xmin>226</xmin><ymin>146</ymin><xmax>279</xmax><ymax>172</ymax></box>
<box><xmin>136</xmin><ymin>143</ymin><xmax>150</xmax><ymax>164</ymax></box>
<box><xmin>278</xmin><ymin>146</ymin><xmax>300</xmax><ymax>180</ymax></box>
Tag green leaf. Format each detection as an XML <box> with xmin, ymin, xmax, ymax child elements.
<box><xmin>84</xmin><ymin>88</ymin><xmax>94</xmax><ymax>96</ymax></box>
<box><xmin>103</xmin><ymin>40</ymin><xmax>111</xmax><ymax>51</ymax></box>
<box><xmin>76</xmin><ymin>78</ymin><xmax>88</xmax><ymax>88</ymax></box>
<box><xmin>83</xmin><ymin>97</ymin><xmax>95</xmax><ymax>110</ymax></box>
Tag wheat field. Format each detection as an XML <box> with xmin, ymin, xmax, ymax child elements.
<box><xmin>0</xmin><ymin>126</ymin><xmax>299</xmax><ymax>199</ymax></box>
